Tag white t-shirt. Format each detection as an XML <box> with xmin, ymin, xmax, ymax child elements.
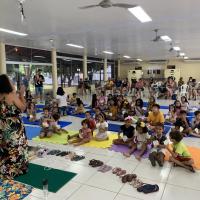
<box><xmin>135</xmin><ymin>131</ymin><xmax>150</xmax><ymax>143</ymax></box>
<box><xmin>96</xmin><ymin>121</ymin><xmax>108</xmax><ymax>139</ymax></box>
<box><xmin>56</xmin><ymin>95</ymin><xmax>67</xmax><ymax>107</ymax></box>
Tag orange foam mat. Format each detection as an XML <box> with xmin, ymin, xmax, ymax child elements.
<box><xmin>165</xmin><ymin>145</ymin><xmax>200</xmax><ymax>170</ymax></box>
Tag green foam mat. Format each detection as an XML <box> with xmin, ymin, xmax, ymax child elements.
<box><xmin>15</xmin><ymin>163</ymin><xmax>76</xmax><ymax>193</ymax></box>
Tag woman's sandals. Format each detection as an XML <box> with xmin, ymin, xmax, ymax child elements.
<box><xmin>89</xmin><ymin>159</ymin><xmax>104</xmax><ymax>167</ymax></box>
<box><xmin>121</xmin><ymin>174</ymin><xmax>137</xmax><ymax>183</ymax></box>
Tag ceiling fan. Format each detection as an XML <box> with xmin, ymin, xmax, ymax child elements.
<box><xmin>79</xmin><ymin>0</ymin><xmax>137</xmax><ymax>9</ymax></box>
<box><xmin>151</xmin><ymin>29</ymin><xmax>161</xmax><ymax>42</ymax></box>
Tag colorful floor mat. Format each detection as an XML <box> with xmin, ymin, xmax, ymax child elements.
<box><xmin>25</xmin><ymin>126</ymin><xmax>41</xmax><ymax>140</ymax></box>
<box><xmin>15</xmin><ymin>163</ymin><xmax>76</xmax><ymax>193</ymax></box>
<box><xmin>82</xmin><ymin>132</ymin><xmax>118</xmax><ymax>148</ymax></box>
<box><xmin>0</xmin><ymin>179</ymin><xmax>33</xmax><ymax>200</ymax></box>
<box><xmin>165</xmin><ymin>145</ymin><xmax>200</xmax><ymax>170</ymax></box>
<box><xmin>33</xmin><ymin>131</ymin><xmax>77</xmax><ymax>144</ymax></box>
<box><xmin>109</xmin><ymin>144</ymin><xmax>151</xmax><ymax>158</ymax></box>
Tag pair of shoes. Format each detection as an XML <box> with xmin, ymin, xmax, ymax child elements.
<box><xmin>89</xmin><ymin>159</ymin><xmax>104</xmax><ymax>167</ymax></box>
<box><xmin>137</xmin><ymin>184</ymin><xmax>159</xmax><ymax>194</ymax></box>
<box><xmin>71</xmin><ymin>155</ymin><xmax>85</xmax><ymax>161</ymax></box>
<box><xmin>98</xmin><ymin>165</ymin><xmax>112</xmax><ymax>173</ymax></box>
<box><xmin>130</xmin><ymin>179</ymin><xmax>144</xmax><ymax>188</ymax></box>
<box><xmin>112</xmin><ymin>167</ymin><xmax>126</xmax><ymax>176</ymax></box>
<box><xmin>121</xmin><ymin>174</ymin><xmax>137</xmax><ymax>183</ymax></box>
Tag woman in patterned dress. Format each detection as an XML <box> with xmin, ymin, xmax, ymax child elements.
<box><xmin>0</xmin><ymin>74</ymin><xmax>29</xmax><ymax>179</ymax></box>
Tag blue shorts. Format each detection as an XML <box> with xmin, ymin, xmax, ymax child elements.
<box><xmin>35</xmin><ymin>87</ymin><xmax>43</xmax><ymax>96</ymax></box>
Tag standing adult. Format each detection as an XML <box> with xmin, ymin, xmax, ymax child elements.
<box><xmin>0</xmin><ymin>74</ymin><xmax>28</xmax><ymax>179</ymax></box>
<box><xmin>33</xmin><ymin>69</ymin><xmax>45</xmax><ymax>102</ymax></box>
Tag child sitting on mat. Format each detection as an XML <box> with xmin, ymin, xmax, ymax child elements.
<box><xmin>74</xmin><ymin>98</ymin><xmax>85</xmax><ymax>114</ymax></box>
<box><xmin>106</xmin><ymin>99</ymin><xmax>118</xmax><ymax>121</ymax></box>
<box><xmin>190</xmin><ymin>110</ymin><xmax>200</xmax><ymax>137</ymax></box>
<box><xmin>173</xmin><ymin>110</ymin><xmax>192</xmax><ymax>136</ymax></box>
<box><xmin>51</xmin><ymin>100</ymin><xmax>59</xmax><ymax>115</ymax></box>
<box><xmin>147</xmin><ymin>96</ymin><xmax>156</xmax><ymax>113</ymax></box>
<box><xmin>94</xmin><ymin>107</ymin><xmax>101</xmax><ymax>123</ymax></box>
<box><xmin>124</xmin><ymin>121</ymin><xmax>150</xmax><ymax>160</ymax></box>
<box><xmin>166</xmin><ymin>130</ymin><xmax>195</xmax><ymax>172</ymax></box>
<box><xmin>27</xmin><ymin>102</ymin><xmax>37</xmax><ymax>122</ymax></box>
<box><xmin>149</xmin><ymin>123</ymin><xmax>168</xmax><ymax>167</ymax></box>
<box><xmin>113</xmin><ymin>116</ymin><xmax>135</xmax><ymax>146</ymax></box>
<box><xmin>95</xmin><ymin>113</ymin><xmax>109</xmax><ymax>141</ymax></box>
<box><xmin>181</xmin><ymin>96</ymin><xmax>189</xmax><ymax>112</ymax></box>
<box><xmin>97</xmin><ymin>91</ymin><xmax>107</xmax><ymax>111</ymax></box>
<box><xmin>85</xmin><ymin>111</ymin><xmax>96</xmax><ymax>135</ymax></box>
<box><xmin>68</xmin><ymin>119</ymin><xmax>92</xmax><ymax>146</ymax></box>
<box><xmin>50</xmin><ymin>113</ymin><xmax>68</xmax><ymax>135</ymax></box>
<box><xmin>39</xmin><ymin>107</ymin><xmax>52</xmax><ymax>138</ymax></box>
<box><xmin>165</xmin><ymin>104</ymin><xmax>177</xmax><ymax>124</ymax></box>
<box><xmin>69</xmin><ymin>93</ymin><xmax>77</xmax><ymax>106</ymax></box>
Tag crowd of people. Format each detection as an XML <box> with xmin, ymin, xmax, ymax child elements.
<box><xmin>1</xmin><ymin>73</ymin><xmax>200</xmax><ymax>180</ymax></box>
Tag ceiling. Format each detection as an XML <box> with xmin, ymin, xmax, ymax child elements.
<box><xmin>0</xmin><ymin>0</ymin><xmax>200</xmax><ymax>60</ymax></box>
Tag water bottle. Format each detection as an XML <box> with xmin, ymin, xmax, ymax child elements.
<box><xmin>42</xmin><ymin>179</ymin><xmax>48</xmax><ymax>200</ymax></box>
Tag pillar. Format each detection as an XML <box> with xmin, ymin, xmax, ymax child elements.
<box><xmin>0</xmin><ymin>42</ymin><xmax>6</xmax><ymax>74</ymax></box>
<box><xmin>104</xmin><ymin>57</ymin><xmax>108</xmax><ymax>82</ymax></box>
<box><xmin>117</xmin><ymin>58</ymin><xmax>121</xmax><ymax>78</ymax></box>
<box><xmin>51</xmin><ymin>48</ymin><xmax>58</xmax><ymax>98</ymax></box>
<box><xmin>83</xmin><ymin>49</ymin><xmax>88</xmax><ymax>79</ymax></box>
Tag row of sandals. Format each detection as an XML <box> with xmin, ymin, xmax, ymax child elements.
<box><xmin>89</xmin><ymin>159</ymin><xmax>159</xmax><ymax>194</ymax></box>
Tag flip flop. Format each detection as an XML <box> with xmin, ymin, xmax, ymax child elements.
<box><xmin>137</xmin><ymin>184</ymin><xmax>159</xmax><ymax>194</ymax></box>
<box><xmin>112</xmin><ymin>167</ymin><xmax>121</xmax><ymax>174</ymax></box>
<box><xmin>117</xmin><ymin>169</ymin><xmax>126</xmax><ymax>176</ymax></box>
<box><xmin>130</xmin><ymin>179</ymin><xmax>144</xmax><ymax>188</ymax></box>
<box><xmin>101</xmin><ymin>165</ymin><xmax>112</xmax><ymax>173</ymax></box>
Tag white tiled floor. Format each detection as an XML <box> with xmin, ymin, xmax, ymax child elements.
<box><xmin>24</xmin><ymin>97</ymin><xmax>200</xmax><ymax>200</ymax></box>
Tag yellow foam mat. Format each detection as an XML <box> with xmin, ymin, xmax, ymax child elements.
<box><xmin>32</xmin><ymin>130</ymin><xmax>117</xmax><ymax>148</ymax></box>
<box><xmin>165</xmin><ymin>145</ymin><xmax>200</xmax><ymax>170</ymax></box>
<box><xmin>82</xmin><ymin>132</ymin><xmax>118</xmax><ymax>148</ymax></box>
<box><xmin>32</xmin><ymin>131</ymin><xmax>77</xmax><ymax>145</ymax></box>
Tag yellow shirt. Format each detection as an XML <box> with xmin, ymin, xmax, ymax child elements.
<box><xmin>147</xmin><ymin>111</ymin><xmax>165</xmax><ymax>125</ymax></box>
<box><xmin>173</xmin><ymin>142</ymin><xmax>191</xmax><ymax>157</ymax></box>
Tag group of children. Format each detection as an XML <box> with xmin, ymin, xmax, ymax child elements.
<box><xmin>25</xmin><ymin>85</ymin><xmax>199</xmax><ymax>172</ymax></box>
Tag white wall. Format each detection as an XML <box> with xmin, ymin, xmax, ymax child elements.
<box><xmin>119</xmin><ymin>59</ymin><xmax>200</xmax><ymax>82</ymax></box>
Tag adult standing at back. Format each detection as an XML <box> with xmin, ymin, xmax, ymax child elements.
<box><xmin>0</xmin><ymin>74</ymin><xmax>28</xmax><ymax>179</ymax></box>
<box><xmin>33</xmin><ymin>69</ymin><xmax>45</xmax><ymax>102</ymax></box>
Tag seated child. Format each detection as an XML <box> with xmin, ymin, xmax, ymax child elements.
<box><xmin>147</xmin><ymin>104</ymin><xmax>165</xmax><ymax>130</ymax></box>
<box><xmin>149</xmin><ymin>123</ymin><xmax>168</xmax><ymax>167</ymax></box>
<box><xmin>39</xmin><ymin>107</ymin><xmax>52</xmax><ymax>138</ymax></box>
<box><xmin>166</xmin><ymin>130</ymin><xmax>195</xmax><ymax>172</ymax></box>
<box><xmin>174</xmin><ymin>110</ymin><xmax>192</xmax><ymax>136</ymax></box>
<box><xmin>74</xmin><ymin>98</ymin><xmax>85</xmax><ymax>114</ymax></box>
<box><xmin>129</xmin><ymin>96</ymin><xmax>137</xmax><ymax>112</ymax></box>
<box><xmin>85</xmin><ymin>111</ymin><xmax>96</xmax><ymax>134</ymax></box>
<box><xmin>190</xmin><ymin>110</ymin><xmax>200</xmax><ymax>137</ymax></box>
<box><xmin>97</xmin><ymin>91</ymin><xmax>107</xmax><ymax>111</ymax></box>
<box><xmin>27</xmin><ymin>102</ymin><xmax>36</xmax><ymax>122</ymax></box>
<box><xmin>165</xmin><ymin>104</ymin><xmax>177</xmax><ymax>123</ymax></box>
<box><xmin>124</xmin><ymin>121</ymin><xmax>150</xmax><ymax>160</ymax></box>
<box><xmin>113</xmin><ymin>116</ymin><xmax>135</xmax><ymax>146</ymax></box>
<box><xmin>69</xmin><ymin>93</ymin><xmax>77</xmax><ymax>106</ymax></box>
<box><xmin>174</xmin><ymin>100</ymin><xmax>182</xmax><ymax>116</ymax></box>
<box><xmin>51</xmin><ymin>100</ymin><xmax>59</xmax><ymax>115</ymax></box>
<box><xmin>106</xmin><ymin>99</ymin><xmax>118</xmax><ymax>121</ymax></box>
<box><xmin>95</xmin><ymin>113</ymin><xmax>109</xmax><ymax>141</ymax></box>
<box><xmin>68</xmin><ymin>119</ymin><xmax>92</xmax><ymax>146</ymax></box>
<box><xmin>91</xmin><ymin>94</ymin><xmax>98</xmax><ymax>110</ymax></box>
<box><xmin>134</xmin><ymin>98</ymin><xmax>144</xmax><ymax>117</ymax></box>
<box><xmin>45</xmin><ymin>93</ymin><xmax>52</xmax><ymax>110</ymax></box>
<box><xmin>49</xmin><ymin>113</ymin><xmax>68</xmax><ymax>135</ymax></box>
<box><xmin>181</xmin><ymin>96</ymin><xmax>189</xmax><ymax>112</ymax></box>
<box><xmin>147</xmin><ymin>96</ymin><xmax>156</xmax><ymax>113</ymax></box>
<box><xmin>94</xmin><ymin>107</ymin><xmax>101</xmax><ymax>123</ymax></box>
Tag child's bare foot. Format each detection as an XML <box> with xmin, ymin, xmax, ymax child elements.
<box><xmin>135</xmin><ymin>155</ymin><xmax>141</xmax><ymax>161</ymax></box>
<box><xmin>123</xmin><ymin>152</ymin><xmax>131</xmax><ymax>157</ymax></box>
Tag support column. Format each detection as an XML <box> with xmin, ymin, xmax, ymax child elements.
<box><xmin>117</xmin><ymin>58</ymin><xmax>121</xmax><ymax>78</ymax></box>
<box><xmin>104</xmin><ymin>57</ymin><xmax>108</xmax><ymax>82</ymax></box>
<box><xmin>0</xmin><ymin>42</ymin><xmax>6</xmax><ymax>74</ymax></box>
<box><xmin>83</xmin><ymin>49</ymin><xmax>88</xmax><ymax>79</ymax></box>
<box><xmin>51</xmin><ymin>48</ymin><xmax>58</xmax><ymax>98</ymax></box>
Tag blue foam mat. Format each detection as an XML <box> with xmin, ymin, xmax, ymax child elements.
<box><xmin>25</xmin><ymin>126</ymin><xmax>41</xmax><ymax>140</ymax></box>
<box><xmin>108</xmin><ymin>123</ymin><xmax>121</xmax><ymax>132</ymax></box>
<box><xmin>22</xmin><ymin>117</ymin><xmax>72</xmax><ymax>127</ymax></box>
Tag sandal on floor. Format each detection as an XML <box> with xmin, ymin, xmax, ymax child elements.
<box><xmin>100</xmin><ymin>165</ymin><xmax>112</xmax><ymax>173</ymax></box>
<box><xmin>117</xmin><ymin>169</ymin><xmax>126</xmax><ymax>176</ymax></box>
<box><xmin>137</xmin><ymin>184</ymin><xmax>159</xmax><ymax>194</ymax></box>
<box><xmin>112</xmin><ymin>167</ymin><xmax>121</xmax><ymax>174</ymax></box>
<box><xmin>130</xmin><ymin>179</ymin><xmax>144</xmax><ymax>188</ymax></box>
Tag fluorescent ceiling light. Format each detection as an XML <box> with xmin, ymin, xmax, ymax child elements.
<box><xmin>128</xmin><ymin>6</ymin><xmax>152</xmax><ymax>23</ymax></box>
<box><xmin>161</xmin><ymin>35</ymin><xmax>172</xmax><ymax>42</ymax></box>
<box><xmin>66</xmin><ymin>43</ymin><xmax>84</xmax><ymax>48</ymax></box>
<box><xmin>34</xmin><ymin>56</ymin><xmax>46</xmax><ymax>58</ymax></box>
<box><xmin>103</xmin><ymin>51</ymin><xmax>114</xmax><ymax>55</ymax></box>
<box><xmin>184</xmin><ymin>56</ymin><xmax>189</xmax><ymax>59</ymax></box>
<box><xmin>0</xmin><ymin>28</ymin><xmax>27</xmax><ymax>36</ymax></box>
<box><xmin>179</xmin><ymin>52</ymin><xmax>185</xmax><ymax>56</ymax></box>
<box><xmin>137</xmin><ymin>58</ymin><xmax>143</xmax><ymax>61</ymax></box>
<box><xmin>173</xmin><ymin>46</ymin><xmax>180</xmax><ymax>51</ymax></box>
<box><xmin>123</xmin><ymin>55</ymin><xmax>131</xmax><ymax>59</ymax></box>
